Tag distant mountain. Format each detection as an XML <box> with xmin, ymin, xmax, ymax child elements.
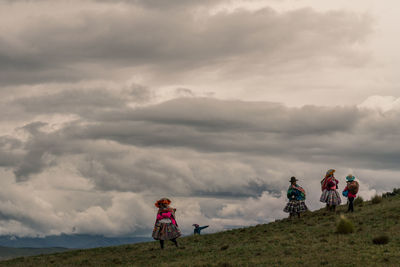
<box><xmin>0</xmin><ymin>234</ymin><xmax>153</xmax><ymax>249</ymax></box>
<box><xmin>0</xmin><ymin>246</ymin><xmax>68</xmax><ymax>260</ymax></box>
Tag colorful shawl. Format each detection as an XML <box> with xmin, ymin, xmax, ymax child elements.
<box><xmin>321</xmin><ymin>172</ymin><xmax>336</xmax><ymax>190</ymax></box>
<box><xmin>156</xmin><ymin>207</ymin><xmax>177</xmax><ymax>226</ymax></box>
<box><xmin>321</xmin><ymin>169</ymin><xmax>336</xmax><ymax>191</ymax></box>
<box><xmin>287</xmin><ymin>184</ymin><xmax>306</xmax><ymax>201</ymax></box>
<box><xmin>321</xmin><ymin>176</ymin><xmax>339</xmax><ymax>191</ymax></box>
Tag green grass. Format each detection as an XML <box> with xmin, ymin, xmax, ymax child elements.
<box><xmin>336</xmin><ymin>215</ymin><xmax>354</xmax><ymax>234</ymax></box>
<box><xmin>1</xmin><ymin>195</ymin><xmax>400</xmax><ymax>266</ymax></box>
<box><xmin>371</xmin><ymin>195</ymin><xmax>383</xmax><ymax>204</ymax></box>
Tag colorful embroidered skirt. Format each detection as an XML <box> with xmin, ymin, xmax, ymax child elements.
<box><xmin>283</xmin><ymin>200</ymin><xmax>308</xmax><ymax>213</ymax></box>
<box><xmin>320</xmin><ymin>189</ymin><xmax>342</xmax><ymax>206</ymax></box>
<box><xmin>152</xmin><ymin>222</ymin><xmax>181</xmax><ymax>240</ymax></box>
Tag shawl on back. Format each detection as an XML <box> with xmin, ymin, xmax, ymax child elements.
<box><xmin>347</xmin><ymin>181</ymin><xmax>359</xmax><ymax>194</ymax></box>
<box><xmin>321</xmin><ymin>169</ymin><xmax>336</xmax><ymax>191</ymax></box>
<box><xmin>287</xmin><ymin>184</ymin><xmax>306</xmax><ymax>200</ymax></box>
<box><xmin>321</xmin><ymin>175</ymin><xmax>337</xmax><ymax>191</ymax></box>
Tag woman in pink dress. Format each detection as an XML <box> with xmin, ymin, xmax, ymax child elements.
<box><xmin>152</xmin><ymin>198</ymin><xmax>181</xmax><ymax>249</ymax></box>
<box><xmin>320</xmin><ymin>169</ymin><xmax>341</xmax><ymax>211</ymax></box>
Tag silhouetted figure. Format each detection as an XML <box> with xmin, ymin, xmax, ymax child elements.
<box><xmin>193</xmin><ymin>224</ymin><xmax>209</xmax><ymax>235</ymax></box>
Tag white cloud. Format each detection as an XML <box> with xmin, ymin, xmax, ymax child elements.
<box><xmin>358</xmin><ymin>95</ymin><xmax>400</xmax><ymax>112</ymax></box>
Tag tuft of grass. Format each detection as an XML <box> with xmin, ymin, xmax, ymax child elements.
<box><xmin>354</xmin><ymin>196</ymin><xmax>364</xmax><ymax>206</ymax></box>
<box><xmin>336</xmin><ymin>215</ymin><xmax>354</xmax><ymax>234</ymax></box>
<box><xmin>371</xmin><ymin>195</ymin><xmax>383</xmax><ymax>204</ymax></box>
<box><xmin>372</xmin><ymin>235</ymin><xmax>389</xmax><ymax>245</ymax></box>
<box><xmin>220</xmin><ymin>245</ymin><xmax>229</xmax><ymax>251</ymax></box>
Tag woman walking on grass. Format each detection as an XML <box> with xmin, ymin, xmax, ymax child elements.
<box><xmin>343</xmin><ymin>174</ymin><xmax>359</xmax><ymax>213</ymax></box>
<box><xmin>284</xmin><ymin>177</ymin><xmax>308</xmax><ymax>218</ymax></box>
<box><xmin>152</xmin><ymin>198</ymin><xmax>181</xmax><ymax>249</ymax></box>
<box><xmin>320</xmin><ymin>169</ymin><xmax>341</xmax><ymax>211</ymax></box>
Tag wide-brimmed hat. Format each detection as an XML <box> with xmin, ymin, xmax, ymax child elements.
<box><xmin>155</xmin><ymin>198</ymin><xmax>171</xmax><ymax>208</ymax></box>
<box><xmin>290</xmin><ymin>176</ymin><xmax>298</xmax><ymax>183</ymax></box>
<box><xmin>326</xmin><ymin>169</ymin><xmax>335</xmax><ymax>176</ymax></box>
<box><xmin>346</xmin><ymin>175</ymin><xmax>355</xmax><ymax>182</ymax></box>
<box><xmin>192</xmin><ymin>224</ymin><xmax>199</xmax><ymax>227</ymax></box>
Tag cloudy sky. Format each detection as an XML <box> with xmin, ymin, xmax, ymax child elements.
<box><xmin>1</xmin><ymin>0</ymin><xmax>400</xmax><ymax>238</ymax></box>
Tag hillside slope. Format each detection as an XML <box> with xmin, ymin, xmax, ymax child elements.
<box><xmin>1</xmin><ymin>194</ymin><xmax>400</xmax><ymax>266</ymax></box>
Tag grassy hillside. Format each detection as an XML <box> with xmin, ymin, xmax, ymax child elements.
<box><xmin>1</xmin><ymin>194</ymin><xmax>400</xmax><ymax>266</ymax></box>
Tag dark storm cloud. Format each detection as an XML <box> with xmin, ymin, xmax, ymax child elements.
<box><xmin>13</xmin><ymin>84</ymin><xmax>153</xmax><ymax>118</ymax></box>
<box><xmin>0</xmin><ymin>136</ymin><xmax>23</xmax><ymax>167</ymax></box>
<box><xmin>0</xmin><ymin>1</ymin><xmax>372</xmax><ymax>85</ymax></box>
<box><xmin>96</xmin><ymin>0</ymin><xmax>225</xmax><ymax>9</ymax></box>
<box><xmin>7</xmin><ymin>97</ymin><xmax>400</xmax><ymax>195</ymax></box>
<box><xmin>3</xmin><ymin>95</ymin><xmax>400</xmax><ymax>237</ymax></box>
<box><xmin>0</xmin><ymin>136</ymin><xmax>23</xmax><ymax>150</ymax></box>
<box><xmin>72</xmin><ymin>98</ymin><xmax>362</xmax><ymax>156</ymax></box>
<box><xmin>117</xmin><ymin>98</ymin><xmax>361</xmax><ymax>134</ymax></box>
<box><xmin>15</xmin><ymin>90</ymin><xmax>127</xmax><ymax>115</ymax></box>
<box><xmin>13</xmin><ymin>122</ymin><xmax>57</xmax><ymax>181</ymax></box>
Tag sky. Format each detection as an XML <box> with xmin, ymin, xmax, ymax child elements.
<box><xmin>0</xmin><ymin>0</ymin><xmax>400</xmax><ymax>238</ymax></box>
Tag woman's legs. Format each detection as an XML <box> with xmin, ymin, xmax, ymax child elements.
<box><xmin>160</xmin><ymin>239</ymin><xmax>178</xmax><ymax>249</ymax></box>
<box><xmin>289</xmin><ymin>212</ymin><xmax>301</xmax><ymax>219</ymax></box>
<box><xmin>348</xmin><ymin>197</ymin><xmax>354</xmax><ymax>212</ymax></box>
<box><xmin>170</xmin><ymin>238</ymin><xmax>178</xmax><ymax>247</ymax></box>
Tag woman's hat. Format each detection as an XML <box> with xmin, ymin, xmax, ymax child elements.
<box><xmin>346</xmin><ymin>175</ymin><xmax>355</xmax><ymax>182</ymax></box>
<box><xmin>326</xmin><ymin>169</ymin><xmax>335</xmax><ymax>176</ymax></box>
<box><xmin>290</xmin><ymin>176</ymin><xmax>298</xmax><ymax>183</ymax></box>
<box><xmin>155</xmin><ymin>198</ymin><xmax>171</xmax><ymax>208</ymax></box>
